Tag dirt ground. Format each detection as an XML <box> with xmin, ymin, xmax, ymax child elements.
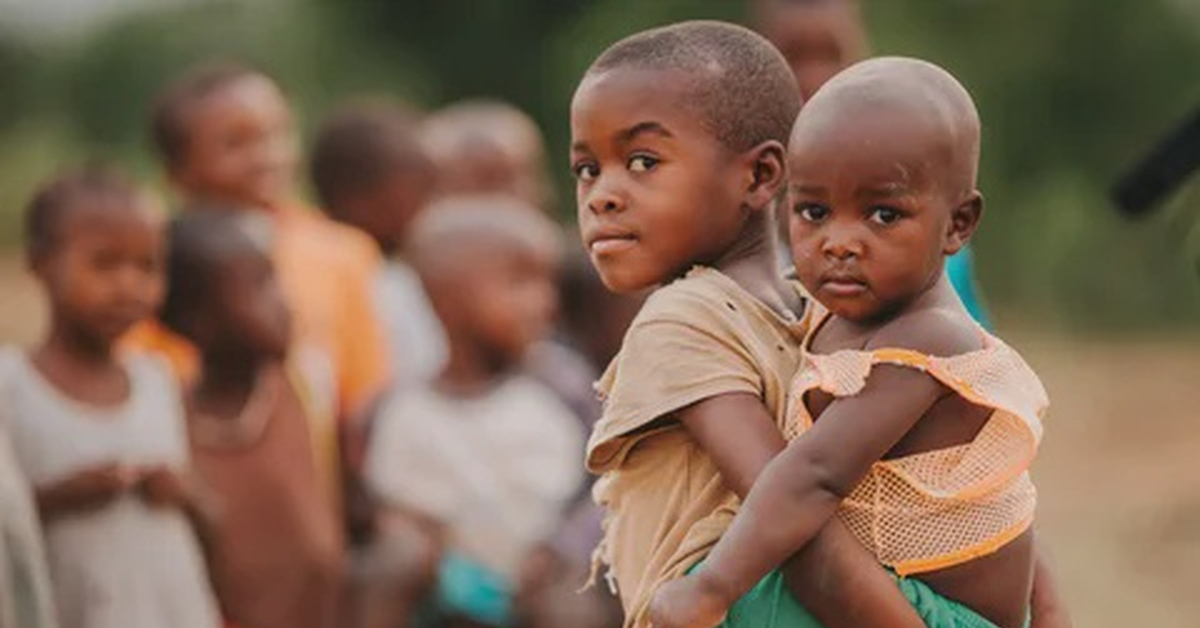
<box><xmin>1</xmin><ymin>252</ymin><xmax>1198</xmax><ymax>627</ymax></box>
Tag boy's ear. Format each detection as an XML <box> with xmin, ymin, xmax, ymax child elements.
<box><xmin>945</xmin><ymin>190</ymin><xmax>983</xmax><ymax>255</ymax></box>
<box><xmin>742</xmin><ymin>140</ymin><xmax>788</xmax><ymax>212</ymax></box>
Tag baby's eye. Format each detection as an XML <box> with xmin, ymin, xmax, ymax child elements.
<box><xmin>795</xmin><ymin>203</ymin><xmax>830</xmax><ymax>222</ymax></box>
<box><xmin>868</xmin><ymin>206</ymin><xmax>902</xmax><ymax>225</ymax></box>
<box><xmin>572</xmin><ymin>162</ymin><xmax>599</xmax><ymax>183</ymax></box>
<box><xmin>628</xmin><ymin>155</ymin><xmax>659</xmax><ymax>173</ymax></box>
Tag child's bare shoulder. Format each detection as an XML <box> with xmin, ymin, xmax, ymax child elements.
<box><xmin>864</xmin><ymin>307</ymin><xmax>983</xmax><ymax>358</ymax></box>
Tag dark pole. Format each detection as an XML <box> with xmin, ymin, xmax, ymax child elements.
<box><xmin>1113</xmin><ymin>105</ymin><xmax>1200</xmax><ymax>217</ymax></box>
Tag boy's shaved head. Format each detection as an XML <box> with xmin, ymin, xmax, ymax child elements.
<box><xmin>588</xmin><ymin>20</ymin><xmax>800</xmax><ymax>151</ymax></box>
<box><xmin>795</xmin><ymin>57</ymin><xmax>981</xmax><ymax>196</ymax></box>
<box><xmin>421</xmin><ymin>100</ymin><xmax>551</xmax><ymax>209</ymax></box>
<box><xmin>407</xmin><ymin>195</ymin><xmax>562</xmax><ymax>283</ymax></box>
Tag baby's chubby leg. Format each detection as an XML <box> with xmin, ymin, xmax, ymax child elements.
<box><xmin>782</xmin><ymin>519</ymin><xmax>925</xmax><ymax>628</ymax></box>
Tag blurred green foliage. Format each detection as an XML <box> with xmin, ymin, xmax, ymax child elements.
<box><xmin>0</xmin><ymin>0</ymin><xmax>1197</xmax><ymax>331</ymax></box>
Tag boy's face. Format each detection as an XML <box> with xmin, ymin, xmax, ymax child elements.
<box><xmin>761</xmin><ymin>4</ymin><xmax>867</xmax><ymax>100</ymax></box>
<box><xmin>37</xmin><ymin>197</ymin><xmax>166</xmax><ymax>346</ymax></box>
<box><xmin>171</xmin><ymin>75</ymin><xmax>298</xmax><ymax>211</ymax></box>
<box><xmin>457</xmin><ymin>244</ymin><xmax>559</xmax><ymax>364</ymax></box>
<box><xmin>786</xmin><ymin>109</ymin><xmax>970</xmax><ymax>323</ymax></box>
<box><xmin>206</xmin><ymin>245</ymin><xmax>293</xmax><ymax>360</ymax></box>
<box><xmin>571</xmin><ymin>68</ymin><xmax>749</xmax><ymax>292</ymax></box>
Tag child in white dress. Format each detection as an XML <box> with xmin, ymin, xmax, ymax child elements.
<box><xmin>1</xmin><ymin>167</ymin><xmax>218</xmax><ymax>628</ymax></box>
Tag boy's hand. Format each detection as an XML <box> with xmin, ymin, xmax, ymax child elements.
<box><xmin>137</xmin><ymin>466</ymin><xmax>191</xmax><ymax>509</ymax></box>
<box><xmin>648</xmin><ymin>575</ymin><xmax>730</xmax><ymax>628</ymax></box>
<box><xmin>71</xmin><ymin>463</ymin><xmax>139</xmax><ymax>502</ymax></box>
<box><xmin>37</xmin><ymin>463</ymin><xmax>139</xmax><ymax>520</ymax></box>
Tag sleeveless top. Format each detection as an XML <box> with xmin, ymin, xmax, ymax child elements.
<box><xmin>0</xmin><ymin>348</ymin><xmax>219</xmax><ymax>628</ymax></box>
<box><xmin>786</xmin><ymin>309</ymin><xmax>1048</xmax><ymax>576</ymax></box>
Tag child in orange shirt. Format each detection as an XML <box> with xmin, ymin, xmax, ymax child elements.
<box><xmin>132</xmin><ymin>62</ymin><xmax>390</xmax><ymax>420</ymax></box>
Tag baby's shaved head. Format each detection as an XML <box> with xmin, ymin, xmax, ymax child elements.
<box><xmin>794</xmin><ymin>57</ymin><xmax>981</xmax><ymax>197</ymax></box>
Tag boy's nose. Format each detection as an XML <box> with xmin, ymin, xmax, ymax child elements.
<box><xmin>585</xmin><ymin>180</ymin><xmax>625</xmax><ymax>214</ymax></box>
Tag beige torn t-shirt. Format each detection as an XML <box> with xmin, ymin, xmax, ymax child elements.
<box><xmin>586</xmin><ymin>266</ymin><xmax>810</xmax><ymax>628</ymax></box>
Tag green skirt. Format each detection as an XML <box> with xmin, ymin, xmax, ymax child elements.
<box><xmin>690</xmin><ymin>565</ymin><xmax>1010</xmax><ymax>628</ymax></box>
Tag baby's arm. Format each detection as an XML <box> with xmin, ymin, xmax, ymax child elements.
<box><xmin>654</xmin><ymin>320</ymin><xmax>969</xmax><ymax>628</ymax></box>
<box><xmin>677</xmin><ymin>392</ymin><xmax>925</xmax><ymax>628</ymax></box>
<box><xmin>36</xmin><ymin>463</ymin><xmax>140</xmax><ymax>521</ymax></box>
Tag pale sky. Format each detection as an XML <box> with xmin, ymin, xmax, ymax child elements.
<box><xmin>0</xmin><ymin>0</ymin><xmax>219</xmax><ymax>40</ymax></box>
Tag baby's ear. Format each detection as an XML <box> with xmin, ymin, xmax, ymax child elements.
<box><xmin>742</xmin><ymin>140</ymin><xmax>787</xmax><ymax>212</ymax></box>
<box><xmin>945</xmin><ymin>190</ymin><xmax>983</xmax><ymax>255</ymax></box>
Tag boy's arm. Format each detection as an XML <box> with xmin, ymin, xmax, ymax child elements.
<box><xmin>1030</xmin><ymin>536</ymin><xmax>1073</xmax><ymax>628</ymax></box>
<box><xmin>677</xmin><ymin>392</ymin><xmax>925</xmax><ymax>628</ymax></box>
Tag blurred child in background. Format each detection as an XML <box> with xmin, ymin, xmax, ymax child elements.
<box><xmin>159</xmin><ymin>209</ymin><xmax>345</xmax><ymax>628</ymax></box>
<box><xmin>3</xmin><ymin>167</ymin><xmax>219</xmax><ymax>628</ymax></box>
<box><xmin>130</xmin><ymin>59</ymin><xmax>390</xmax><ymax>461</ymax></box>
<box><xmin>750</xmin><ymin>0</ymin><xmax>992</xmax><ymax>327</ymax></box>
<box><xmin>311</xmin><ymin>100</ymin><xmax>444</xmax><ymax>390</ymax></box>
<box><xmin>364</xmin><ymin>196</ymin><xmax>584</xmax><ymax>628</ymax></box>
<box><xmin>126</xmin><ymin>62</ymin><xmax>394</xmax><ymax>548</ymax></box>
<box><xmin>421</xmin><ymin>100</ymin><xmax>554</xmax><ymax>212</ymax></box>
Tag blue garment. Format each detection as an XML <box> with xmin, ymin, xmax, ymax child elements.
<box><xmin>431</xmin><ymin>552</ymin><xmax>515</xmax><ymax>627</ymax></box>
<box><xmin>946</xmin><ymin>246</ymin><xmax>992</xmax><ymax>330</ymax></box>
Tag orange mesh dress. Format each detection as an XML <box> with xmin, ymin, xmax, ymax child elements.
<box><xmin>786</xmin><ymin>310</ymin><xmax>1048</xmax><ymax>576</ymax></box>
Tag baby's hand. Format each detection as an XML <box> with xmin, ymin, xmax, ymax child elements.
<box><xmin>648</xmin><ymin>574</ymin><xmax>730</xmax><ymax>628</ymax></box>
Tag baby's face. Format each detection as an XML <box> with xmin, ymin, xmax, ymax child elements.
<box><xmin>785</xmin><ymin>107</ymin><xmax>963</xmax><ymax>323</ymax></box>
<box><xmin>171</xmin><ymin>75</ymin><xmax>299</xmax><ymax>211</ymax></box>
<box><xmin>570</xmin><ymin>67</ymin><xmax>749</xmax><ymax>292</ymax></box>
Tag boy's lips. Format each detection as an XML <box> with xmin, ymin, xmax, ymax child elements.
<box><xmin>586</xmin><ymin>227</ymin><xmax>638</xmax><ymax>255</ymax></box>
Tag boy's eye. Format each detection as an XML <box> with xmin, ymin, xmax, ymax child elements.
<box><xmin>795</xmin><ymin>203</ymin><xmax>830</xmax><ymax>222</ymax></box>
<box><xmin>628</xmin><ymin>155</ymin><xmax>659</xmax><ymax>173</ymax></box>
<box><xmin>868</xmin><ymin>206</ymin><xmax>902</xmax><ymax>225</ymax></box>
<box><xmin>572</xmin><ymin>162</ymin><xmax>599</xmax><ymax>183</ymax></box>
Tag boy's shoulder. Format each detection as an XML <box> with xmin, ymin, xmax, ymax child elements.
<box><xmin>636</xmin><ymin>266</ymin><xmax>784</xmax><ymax>331</ymax></box>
